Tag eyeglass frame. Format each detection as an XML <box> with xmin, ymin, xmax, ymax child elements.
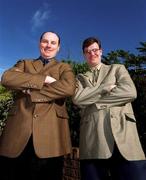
<box><xmin>84</xmin><ymin>48</ymin><xmax>100</xmax><ymax>55</ymax></box>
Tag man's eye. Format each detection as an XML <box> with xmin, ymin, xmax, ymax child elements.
<box><xmin>51</xmin><ymin>41</ymin><xmax>57</xmax><ymax>45</ymax></box>
<box><xmin>41</xmin><ymin>40</ymin><xmax>48</xmax><ymax>43</ymax></box>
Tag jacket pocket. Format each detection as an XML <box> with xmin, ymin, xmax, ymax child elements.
<box><xmin>55</xmin><ymin>109</ymin><xmax>69</xmax><ymax>119</ymax></box>
<box><xmin>54</xmin><ymin>99</ymin><xmax>69</xmax><ymax>119</ymax></box>
<box><xmin>125</xmin><ymin>113</ymin><xmax>136</xmax><ymax>122</ymax></box>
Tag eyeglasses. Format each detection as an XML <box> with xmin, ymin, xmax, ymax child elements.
<box><xmin>84</xmin><ymin>48</ymin><xmax>100</xmax><ymax>54</ymax></box>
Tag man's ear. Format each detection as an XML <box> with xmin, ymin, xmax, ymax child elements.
<box><xmin>100</xmin><ymin>49</ymin><xmax>103</xmax><ymax>56</ymax></box>
<box><xmin>57</xmin><ymin>45</ymin><xmax>60</xmax><ymax>52</ymax></box>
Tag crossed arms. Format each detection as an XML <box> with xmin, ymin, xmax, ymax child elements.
<box><xmin>73</xmin><ymin>65</ymin><xmax>137</xmax><ymax>108</ymax></box>
<box><xmin>1</xmin><ymin>60</ymin><xmax>75</xmax><ymax>102</ymax></box>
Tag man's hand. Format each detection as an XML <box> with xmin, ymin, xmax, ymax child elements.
<box><xmin>101</xmin><ymin>84</ymin><xmax>117</xmax><ymax>95</ymax></box>
<box><xmin>22</xmin><ymin>89</ymin><xmax>31</xmax><ymax>94</ymax></box>
<box><xmin>109</xmin><ymin>84</ymin><xmax>116</xmax><ymax>91</ymax></box>
<box><xmin>45</xmin><ymin>76</ymin><xmax>57</xmax><ymax>84</ymax></box>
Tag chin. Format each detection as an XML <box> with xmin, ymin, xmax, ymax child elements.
<box><xmin>89</xmin><ymin>61</ymin><xmax>98</xmax><ymax>66</ymax></box>
<box><xmin>44</xmin><ymin>55</ymin><xmax>52</xmax><ymax>58</ymax></box>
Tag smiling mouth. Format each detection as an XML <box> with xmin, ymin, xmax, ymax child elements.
<box><xmin>45</xmin><ymin>49</ymin><xmax>52</xmax><ymax>52</ymax></box>
<box><xmin>90</xmin><ymin>56</ymin><xmax>97</xmax><ymax>58</ymax></box>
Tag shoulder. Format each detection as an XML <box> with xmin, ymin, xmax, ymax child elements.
<box><xmin>104</xmin><ymin>63</ymin><xmax>126</xmax><ymax>72</ymax></box>
<box><xmin>102</xmin><ymin>63</ymin><xmax>125</xmax><ymax>68</ymax></box>
<box><xmin>113</xmin><ymin>64</ymin><xmax>128</xmax><ymax>73</ymax></box>
<box><xmin>111</xmin><ymin>64</ymin><xmax>125</xmax><ymax>68</ymax></box>
<box><xmin>57</xmin><ymin>61</ymin><xmax>73</xmax><ymax>70</ymax></box>
<box><xmin>14</xmin><ymin>58</ymin><xmax>34</xmax><ymax>66</ymax></box>
<box><xmin>109</xmin><ymin>64</ymin><xmax>130</xmax><ymax>76</ymax></box>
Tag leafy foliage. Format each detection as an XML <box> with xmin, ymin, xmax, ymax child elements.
<box><xmin>0</xmin><ymin>98</ymin><xmax>13</xmax><ymax>136</ymax></box>
<box><xmin>131</xmin><ymin>73</ymin><xmax>146</xmax><ymax>152</ymax></box>
<box><xmin>0</xmin><ymin>85</ymin><xmax>12</xmax><ymax>101</ymax></box>
<box><xmin>0</xmin><ymin>85</ymin><xmax>13</xmax><ymax>135</ymax></box>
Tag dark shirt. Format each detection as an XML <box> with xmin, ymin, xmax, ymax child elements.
<box><xmin>39</xmin><ymin>56</ymin><xmax>52</xmax><ymax>65</ymax></box>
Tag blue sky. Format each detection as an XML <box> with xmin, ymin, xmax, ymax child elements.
<box><xmin>0</xmin><ymin>0</ymin><xmax>146</xmax><ymax>77</ymax></box>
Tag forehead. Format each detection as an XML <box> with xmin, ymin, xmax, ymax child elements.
<box><xmin>42</xmin><ymin>32</ymin><xmax>59</xmax><ymax>41</ymax></box>
<box><xmin>85</xmin><ymin>42</ymin><xmax>99</xmax><ymax>49</ymax></box>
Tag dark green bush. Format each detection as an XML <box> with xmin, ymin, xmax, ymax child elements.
<box><xmin>0</xmin><ymin>98</ymin><xmax>13</xmax><ymax>136</ymax></box>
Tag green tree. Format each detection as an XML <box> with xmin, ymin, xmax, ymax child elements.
<box><xmin>102</xmin><ymin>50</ymin><xmax>121</xmax><ymax>64</ymax></box>
<box><xmin>136</xmin><ymin>42</ymin><xmax>146</xmax><ymax>55</ymax></box>
<box><xmin>0</xmin><ymin>85</ymin><xmax>12</xmax><ymax>101</ymax></box>
<box><xmin>0</xmin><ymin>85</ymin><xmax>13</xmax><ymax>135</ymax></box>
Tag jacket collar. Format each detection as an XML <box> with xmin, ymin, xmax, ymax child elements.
<box><xmin>84</xmin><ymin>63</ymin><xmax>111</xmax><ymax>87</ymax></box>
<box><xmin>32</xmin><ymin>57</ymin><xmax>57</xmax><ymax>73</ymax></box>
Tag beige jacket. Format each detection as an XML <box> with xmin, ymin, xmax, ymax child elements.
<box><xmin>73</xmin><ymin>63</ymin><xmax>145</xmax><ymax>160</ymax></box>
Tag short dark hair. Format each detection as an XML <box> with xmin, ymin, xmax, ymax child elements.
<box><xmin>39</xmin><ymin>31</ymin><xmax>61</xmax><ymax>45</ymax></box>
<box><xmin>82</xmin><ymin>37</ymin><xmax>101</xmax><ymax>52</ymax></box>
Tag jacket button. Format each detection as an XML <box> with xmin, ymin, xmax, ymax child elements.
<box><xmin>33</xmin><ymin>114</ymin><xmax>38</xmax><ymax>118</ymax></box>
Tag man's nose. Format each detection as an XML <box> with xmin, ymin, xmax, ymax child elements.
<box><xmin>46</xmin><ymin>42</ymin><xmax>51</xmax><ymax>47</ymax></box>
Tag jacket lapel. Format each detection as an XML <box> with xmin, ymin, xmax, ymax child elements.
<box><xmin>32</xmin><ymin>59</ymin><xmax>44</xmax><ymax>73</ymax></box>
<box><xmin>84</xmin><ymin>71</ymin><xmax>93</xmax><ymax>85</ymax></box>
<box><xmin>84</xmin><ymin>63</ymin><xmax>111</xmax><ymax>87</ymax></box>
<box><xmin>96</xmin><ymin>64</ymin><xmax>111</xmax><ymax>86</ymax></box>
<box><xmin>41</xmin><ymin>59</ymin><xmax>58</xmax><ymax>75</ymax></box>
<box><xmin>32</xmin><ymin>58</ymin><xmax>57</xmax><ymax>75</ymax></box>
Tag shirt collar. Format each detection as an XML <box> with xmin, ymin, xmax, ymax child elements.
<box><xmin>39</xmin><ymin>56</ymin><xmax>53</xmax><ymax>65</ymax></box>
<box><xmin>90</xmin><ymin>63</ymin><xmax>102</xmax><ymax>72</ymax></box>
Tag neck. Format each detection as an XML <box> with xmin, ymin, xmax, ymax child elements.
<box><xmin>90</xmin><ymin>62</ymin><xmax>102</xmax><ymax>71</ymax></box>
<box><xmin>40</xmin><ymin>56</ymin><xmax>54</xmax><ymax>61</ymax></box>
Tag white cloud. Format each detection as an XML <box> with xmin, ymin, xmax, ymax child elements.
<box><xmin>31</xmin><ymin>3</ymin><xmax>51</xmax><ymax>31</ymax></box>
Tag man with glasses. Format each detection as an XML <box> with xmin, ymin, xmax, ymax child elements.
<box><xmin>73</xmin><ymin>37</ymin><xmax>146</xmax><ymax>180</ymax></box>
<box><xmin>0</xmin><ymin>31</ymin><xmax>76</xmax><ymax>180</ymax></box>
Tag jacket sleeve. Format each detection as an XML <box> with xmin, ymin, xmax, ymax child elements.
<box><xmin>1</xmin><ymin>60</ymin><xmax>46</xmax><ymax>90</ymax></box>
<box><xmin>73</xmin><ymin>65</ymin><xmax>137</xmax><ymax>108</ymax></box>
<box><xmin>30</xmin><ymin>63</ymin><xmax>76</xmax><ymax>102</ymax></box>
